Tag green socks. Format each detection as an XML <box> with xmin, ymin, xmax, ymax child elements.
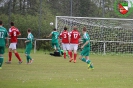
<box><xmin>26</xmin><ymin>55</ymin><xmax>32</xmax><ymax>63</ymax></box>
<box><xmin>81</xmin><ymin>58</ymin><xmax>91</xmax><ymax>64</ymax></box>
<box><xmin>81</xmin><ymin>58</ymin><xmax>94</xmax><ymax>69</ymax></box>
<box><xmin>81</xmin><ymin>58</ymin><xmax>86</xmax><ymax>62</ymax></box>
<box><xmin>90</xmin><ymin>64</ymin><xmax>94</xmax><ymax>68</ymax></box>
<box><xmin>0</xmin><ymin>56</ymin><xmax>4</xmax><ymax>67</ymax></box>
<box><xmin>86</xmin><ymin>59</ymin><xmax>91</xmax><ymax>64</ymax></box>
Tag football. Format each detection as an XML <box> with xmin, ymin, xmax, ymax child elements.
<box><xmin>50</xmin><ymin>22</ymin><xmax>53</xmax><ymax>26</ymax></box>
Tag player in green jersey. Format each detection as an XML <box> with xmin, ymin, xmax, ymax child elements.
<box><xmin>79</xmin><ymin>27</ymin><xmax>94</xmax><ymax>70</ymax></box>
<box><xmin>47</xmin><ymin>28</ymin><xmax>61</xmax><ymax>55</ymax></box>
<box><xmin>0</xmin><ymin>20</ymin><xmax>8</xmax><ymax>69</ymax></box>
<box><xmin>25</xmin><ymin>28</ymin><xmax>34</xmax><ymax>64</ymax></box>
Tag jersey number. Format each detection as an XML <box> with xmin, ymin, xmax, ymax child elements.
<box><xmin>13</xmin><ymin>31</ymin><xmax>16</xmax><ymax>36</ymax></box>
<box><xmin>64</xmin><ymin>34</ymin><xmax>67</xmax><ymax>38</ymax></box>
<box><xmin>0</xmin><ymin>32</ymin><xmax>4</xmax><ymax>38</ymax></box>
<box><xmin>74</xmin><ymin>34</ymin><xmax>78</xmax><ymax>39</ymax></box>
<box><xmin>55</xmin><ymin>35</ymin><xmax>58</xmax><ymax>39</ymax></box>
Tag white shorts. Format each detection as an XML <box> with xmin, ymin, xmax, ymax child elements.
<box><xmin>62</xmin><ymin>43</ymin><xmax>70</xmax><ymax>50</ymax></box>
<box><xmin>70</xmin><ymin>44</ymin><xmax>78</xmax><ymax>51</ymax></box>
<box><xmin>9</xmin><ymin>43</ymin><xmax>17</xmax><ymax>50</ymax></box>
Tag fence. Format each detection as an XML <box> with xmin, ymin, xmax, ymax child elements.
<box><xmin>17</xmin><ymin>38</ymin><xmax>133</xmax><ymax>54</ymax></box>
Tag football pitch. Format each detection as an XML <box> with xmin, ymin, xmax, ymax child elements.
<box><xmin>0</xmin><ymin>51</ymin><xmax>133</xmax><ymax>88</ymax></box>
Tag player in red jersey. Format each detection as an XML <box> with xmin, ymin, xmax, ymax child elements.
<box><xmin>59</xmin><ymin>27</ymin><xmax>70</xmax><ymax>59</ymax></box>
<box><xmin>69</xmin><ymin>26</ymin><xmax>80</xmax><ymax>63</ymax></box>
<box><xmin>5</xmin><ymin>22</ymin><xmax>22</xmax><ymax>64</ymax></box>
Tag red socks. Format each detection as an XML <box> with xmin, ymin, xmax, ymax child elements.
<box><xmin>8</xmin><ymin>52</ymin><xmax>22</xmax><ymax>62</ymax></box>
<box><xmin>64</xmin><ymin>52</ymin><xmax>66</xmax><ymax>59</ymax></box>
<box><xmin>15</xmin><ymin>53</ymin><xmax>22</xmax><ymax>61</ymax></box>
<box><xmin>69</xmin><ymin>51</ymin><xmax>77</xmax><ymax>61</ymax></box>
<box><xmin>68</xmin><ymin>51</ymin><xmax>70</xmax><ymax>55</ymax></box>
<box><xmin>69</xmin><ymin>51</ymin><xmax>72</xmax><ymax>59</ymax></box>
<box><xmin>9</xmin><ymin>52</ymin><xmax>12</xmax><ymax>61</ymax></box>
<box><xmin>74</xmin><ymin>53</ymin><xmax>77</xmax><ymax>61</ymax></box>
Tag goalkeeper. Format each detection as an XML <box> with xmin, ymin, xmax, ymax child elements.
<box><xmin>79</xmin><ymin>27</ymin><xmax>94</xmax><ymax>70</ymax></box>
<box><xmin>50</xmin><ymin>49</ymin><xmax>68</xmax><ymax>57</ymax></box>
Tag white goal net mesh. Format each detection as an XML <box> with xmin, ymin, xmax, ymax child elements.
<box><xmin>56</xmin><ymin>16</ymin><xmax>133</xmax><ymax>54</ymax></box>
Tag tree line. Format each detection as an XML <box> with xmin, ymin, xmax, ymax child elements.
<box><xmin>0</xmin><ymin>0</ymin><xmax>133</xmax><ymax>51</ymax></box>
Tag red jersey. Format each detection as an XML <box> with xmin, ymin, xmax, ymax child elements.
<box><xmin>59</xmin><ymin>30</ymin><xmax>69</xmax><ymax>43</ymax></box>
<box><xmin>9</xmin><ymin>26</ymin><xmax>21</xmax><ymax>43</ymax></box>
<box><xmin>70</xmin><ymin>30</ymin><xmax>80</xmax><ymax>44</ymax></box>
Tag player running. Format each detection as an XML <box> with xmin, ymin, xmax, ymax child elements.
<box><xmin>79</xmin><ymin>27</ymin><xmax>94</xmax><ymax>69</ymax></box>
<box><xmin>47</xmin><ymin>28</ymin><xmax>61</xmax><ymax>55</ymax></box>
<box><xmin>25</xmin><ymin>28</ymin><xmax>34</xmax><ymax>64</ymax></box>
<box><xmin>69</xmin><ymin>26</ymin><xmax>80</xmax><ymax>63</ymax></box>
<box><xmin>0</xmin><ymin>20</ymin><xmax>8</xmax><ymax>69</ymax></box>
<box><xmin>59</xmin><ymin>27</ymin><xmax>70</xmax><ymax>59</ymax></box>
<box><xmin>5</xmin><ymin>22</ymin><xmax>22</xmax><ymax>64</ymax></box>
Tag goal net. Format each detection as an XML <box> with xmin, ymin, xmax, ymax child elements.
<box><xmin>56</xmin><ymin>16</ymin><xmax>133</xmax><ymax>54</ymax></box>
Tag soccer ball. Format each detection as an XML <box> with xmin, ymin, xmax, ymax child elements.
<box><xmin>50</xmin><ymin>22</ymin><xmax>54</xmax><ymax>26</ymax></box>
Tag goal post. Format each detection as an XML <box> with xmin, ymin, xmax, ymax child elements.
<box><xmin>55</xmin><ymin>16</ymin><xmax>133</xmax><ymax>54</ymax></box>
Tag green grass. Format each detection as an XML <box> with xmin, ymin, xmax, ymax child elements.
<box><xmin>0</xmin><ymin>51</ymin><xmax>133</xmax><ymax>88</ymax></box>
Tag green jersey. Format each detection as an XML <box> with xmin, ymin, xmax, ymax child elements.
<box><xmin>82</xmin><ymin>32</ymin><xmax>90</xmax><ymax>48</ymax></box>
<box><xmin>26</xmin><ymin>33</ymin><xmax>34</xmax><ymax>48</ymax></box>
<box><xmin>0</xmin><ymin>26</ymin><xmax>8</xmax><ymax>46</ymax></box>
<box><xmin>51</xmin><ymin>31</ymin><xmax>59</xmax><ymax>43</ymax></box>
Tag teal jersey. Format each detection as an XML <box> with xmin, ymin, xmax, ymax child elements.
<box><xmin>82</xmin><ymin>32</ymin><xmax>90</xmax><ymax>47</ymax></box>
<box><xmin>26</xmin><ymin>33</ymin><xmax>34</xmax><ymax>48</ymax></box>
<box><xmin>51</xmin><ymin>31</ymin><xmax>59</xmax><ymax>43</ymax></box>
<box><xmin>0</xmin><ymin>26</ymin><xmax>8</xmax><ymax>46</ymax></box>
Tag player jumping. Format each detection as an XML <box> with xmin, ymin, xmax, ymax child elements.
<box><xmin>47</xmin><ymin>28</ymin><xmax>61</xmax><ymax>55</ymax></box>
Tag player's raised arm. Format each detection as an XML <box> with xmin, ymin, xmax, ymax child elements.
<box><xmin>47</xmin><ymin>32</ymin><xmax>52</xmax><ymax>38</ymax></box>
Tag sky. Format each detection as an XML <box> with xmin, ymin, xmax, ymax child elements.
<box><xmin>126</xmin><ymin>0</ymin><xmax>133</xmax><ymax>7</ymax></box>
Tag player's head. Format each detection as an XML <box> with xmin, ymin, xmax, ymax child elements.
<box><xmin>0</xmin><ymin>20</ymin><xmax>2</xmax><ymax>25</ymax></box>
<box><xmin>27</xmin><ymin>28</ymin><xmax>31</xmax><ymax>33</ymax></box>
<box><xmin>10</xmin><ymin>22</ymin><xmax>14</xmax><ymax>26</ymax></box>
<box><xmin>53</xmin><ymin>28</ymin><xmax>57</xmax><ymax>31</ymax></box>
<box><xmin>83</xmin><ymin>26</ymin><xmax>87</xmax><ymax>31</ymax></box>
<box><xmin>64</xmin><ymin>27</ymin><xmax>67</xmax><ymax>30</ymax></box>
<box><xmin>73</xmin><ymin>26</ymin><xmax>77</xmax><ymax>30</ymax></box>
<box><xmin>82</xmin><ymin>26</ymin><xmax>87</xmax><ymax>33</ymax></box>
